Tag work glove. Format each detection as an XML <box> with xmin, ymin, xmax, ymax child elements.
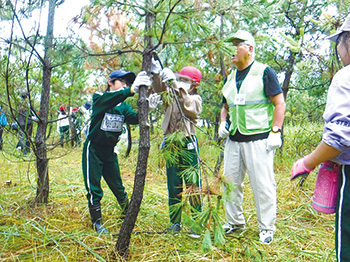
<box><xmin>291</xmin><ymin>157</ymin><xmax>315</xmax><ymax>186</ymax></box>
<box><xmin>218</xmin><ymin>121</ymin><xmax>229</xmax><ymax>139</ymax></box>
<box><xmin>151</xmin><ymin>58</ymin><xmax>162</xmax><ymax>75</ymax></box>
<box><xmin>266</xmin><ymin>132</ymin><xmax>282</xmax><ymax>151</ymax></box>
<box><xmin>148</xmin><ymin>93</ymin><xmax>163</xmax><ymax>112</ymax></box>
<box><xmin>131</xmin><ymin>71</ymin><xmax>152</xmax><ymax>94</ymax></box>
<box><xmin>160</xmin><ymin>68</ymin><xmax>176</xmax><ymax>83</ymax></box>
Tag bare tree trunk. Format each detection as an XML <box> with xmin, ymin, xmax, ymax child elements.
<box><xmin>35</xmin><ymin>0</ymin><xmax>55</xmax><ymax>204</ymax></box>
<box><xmin>70</xmin><ymin>115</ymin><xmax>77</xmax><ymax>147</ymax></box>
<box><xmin>213</xmin><ymin>11</ymin><xmax>227</xmax><ymax>175</ymax></box>
<box><xmin>277</xmin><ymin>50</ymin><xmax>295</xmax><ymax>154</ymax></box>
<box><xmin>115</xmin><ymin>0</ymin><xmax>154</xmax><ymax>257</ymax></box>
<box><xmin>282</xmin><ymin>50</ymin><xmax>295</xmax><ymax>101</ymax></box>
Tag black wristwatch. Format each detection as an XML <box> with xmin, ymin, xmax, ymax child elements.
<box><xmin>271</xmin><ymin>126</ymin><xmax>282</xmax><ymax>133</ymax></box>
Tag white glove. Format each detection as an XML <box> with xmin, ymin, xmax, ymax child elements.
<box><xmin>131</xmin><ymin>71</ymin><xmax>152</xmax><ymax>94</ymax></box>
<box><xmin>148</xmin><ymin>93</ymin><xmax>163</xmax><ymax>112</ymax></box>
<box><xmin>266</xmin><ymin>131</ymin><xmax>282</xmax><ymax>151</ymax></box>
<box><xmin>218</xmin><ymin>121</ymin><xmax>229</xmax><ymax>139</ymax></box>
<box><xmin>160</xmin><ymin>68</ymin><xmax>176</xmax><ymax>83</ymax></box>
<box><xmin>151</xmin><ymin>58</ymin><xmax>162</xmax><ymax>75</ymax></box>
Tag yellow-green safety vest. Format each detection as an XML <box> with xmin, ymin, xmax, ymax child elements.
<box><xmin>222</xmin><ymin>61</ymin><xmax>274</xmax><ymax>135</ymax></box>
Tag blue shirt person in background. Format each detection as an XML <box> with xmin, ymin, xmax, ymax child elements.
<box><xmin>0</xmin><ymin>105</ymin><xmax>8</xmax><ymax>151</ymax></box>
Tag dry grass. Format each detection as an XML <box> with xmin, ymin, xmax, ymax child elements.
<box><xmin>0</xmin><ymin>123</ymin><xmax>336</xmax><ymax>261</ymax></box>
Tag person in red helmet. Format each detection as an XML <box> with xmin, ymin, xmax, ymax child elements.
<box><xmin>57</xmin><ymin>106</ymin><xmax>70</xmax><ymax>147</ymax></box>
<box><xmin>152</xmin><ymin>62</ymin><xmax>203</xmax><ymax>238</ymax></box>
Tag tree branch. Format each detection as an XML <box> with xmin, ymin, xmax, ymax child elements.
<box><xmin>153</xmin><ymin>0</ymin><xmax>182</xmax><ymax>50</ymax></box>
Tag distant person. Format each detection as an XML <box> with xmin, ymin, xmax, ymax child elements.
<box><xmin>16</xmin><ymin>92</ymin><xmax>34</xmax><ymax>154</ymax></box>
<box><xmin>152</xmin><ymin>62</ymin><xmax>203</xmax><ymax>238</ymax></box>
<box><xmin>218</xmin><ymin>30</ymin><xmax>285</xmax><ymax>244</ymax></box>
<box><xmin>82</xmin><ymin>69</ymin><xmax>159</xmax><ymax>234</ymax></box>
<box><xmin>0</xmin><ymin>105</ymin><xmax>8</xmax><ymax>150</ymax></box>
<box><xmin>291</xmin><ymin>15</ymin><xmax>350</xmax><ymax>261</ymax></box>
<box><xmin>81</xmin><ymin>102</ymin><xmax>92</xmax><ymax>139</ymax></box>
<box><xmin>57</xmin><ymin>106</ymin><xmax>70</xmax><ymax>147</ymax></box>
<box><xmin>71</xmin><ymin>107</ymin><xmax>83</xmax><ymax>146</ymax></box>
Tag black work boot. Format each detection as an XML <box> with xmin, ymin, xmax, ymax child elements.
<box><xmin>88</xmin><ymin>204</ymin><xmax>109</xmax><ymax>234</ymax></box>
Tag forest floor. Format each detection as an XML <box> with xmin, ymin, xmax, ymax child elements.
<box><xmin>0</xmin><ymin>125</ymin><xmax>336</xmax><ymax>261</ymax></box>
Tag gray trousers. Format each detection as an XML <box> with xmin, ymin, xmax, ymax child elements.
<box><xmin>223</xmin><ymin>138</ymin><xmax>276</xmax><ymax>231</ymax></box>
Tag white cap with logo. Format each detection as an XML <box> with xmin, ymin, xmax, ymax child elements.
<box><xmin>225</xmin><ymin>30</ymin><xmax>255</xmax><ymax>47</ymax></box>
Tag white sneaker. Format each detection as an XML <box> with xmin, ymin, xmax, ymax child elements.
<box><xmin>259</xmin><ymin>230</ymin><xmax>273</xmax><ymax>244</ymax></box>
<box><xmin>188</xmin><ymin>229</ymin><xmax>201</xmax><ymax>239</ymax></box>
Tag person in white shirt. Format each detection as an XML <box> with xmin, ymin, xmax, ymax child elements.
<box><xmin>57</xmin><ymin>106</ymin><xmax>70</xmax><ymax>147</ymax></box>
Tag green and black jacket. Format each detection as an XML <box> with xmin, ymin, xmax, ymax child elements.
<box><xmin>88</xmin><ymin>88</ymin><xmax>138</xmax><ymax>146</ymax></box>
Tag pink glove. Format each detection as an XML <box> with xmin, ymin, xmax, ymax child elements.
<box><xmin>291</xmin><ymin>157</ymin><xmax>315</xmax><ymax>181</ymax></box>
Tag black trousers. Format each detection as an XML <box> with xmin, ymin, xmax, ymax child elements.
<box><xmin>336</xmin><ymin>165</ymin><xmax>350</xmax><ymax>262</ymax></box>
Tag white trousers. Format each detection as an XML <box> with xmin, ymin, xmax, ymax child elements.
<box><xmin>223</xmin><ymin>138</ymin><xmax>276</xmax><ymax>231</ymax></box>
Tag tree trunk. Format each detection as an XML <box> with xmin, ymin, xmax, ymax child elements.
<box><xmin>282</xmin><ymin>50</ymin><xmax>295</xmax><ymax>102</ymax></box>
<box><xmin>35</xmin><ymin>0</ymin><xmax>55</xmax><ymax>204</ymax></box>
<box><xmin>70</xmin><ymin>115</ymin><xmax>77</xmax><ymax>147</ymax></box>
<box><xmin>213</xmin><ymin>11</ymin><xmax>227</xmax><ymax>175</ymax></box>
<box><xmin>115</xmin><ymin>0</ymin><xmax>154</xmax><ymax>257</ymax></box>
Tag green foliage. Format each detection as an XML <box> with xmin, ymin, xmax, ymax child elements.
<box><xmin>155</xmin><ymin>124</ymin><xmax>228</xmax><ymax>251</ymax></box>
<box><xmin>1</xmin><ymin>0</ymin><xmax>348</xmax><ymax>258</ymax></box>
<box><xmin>285</xmin><ymin>86</ymin><xmax>327</xmax><ymax>124</ymax></box>
<box><xmin>179</xmin><ymin>165</ymin><xmax>200</xmax><ymax>184</ymax></box>
<box><xmin>202</xmin><ymin>229</ymin><xmax>213</xmax><ymax>252</ymax></box>
<box><xmin>214</xmin><ymin>222</ymin><xmax>225</xmax><ymax>246</ymax></box>
<box><xmin>0</xmin><ymin>2</ymin><xmax>346</xmax><ymax>261</ymax></box>
<box><xmin>279</xmin><ymin>31</ymin><xmax>303</xmax><ymax>53</ymax></box>
<box><xmin>274</xmin><ymin>121</ymin><xmax>323</xmax><ymax>173</ymax></box>
<box><xmin>160</xmin><ymin>131</ymin><xmax>186</xmax><ymax>166</ymax></box>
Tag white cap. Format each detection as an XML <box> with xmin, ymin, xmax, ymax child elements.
<box><xmin>225</xmin><ymin>30</ymin><xmax>255</xmax><ymax>47</ymax></box>
<box><xmin>327</xmin><ymin>15</ymin><xmax>350</xmax><ymax>43</ymax></box>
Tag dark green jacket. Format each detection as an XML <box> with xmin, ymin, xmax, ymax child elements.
<box><xmin>88</xmin><ymin>88</ymin><xmax>138</xmax><ymax>146</ymax></box>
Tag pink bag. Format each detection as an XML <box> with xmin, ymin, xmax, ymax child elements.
<box><xmin>312</xmin><ymin>161</ymin><xmax>341</xmax><ymax>214</ymax></box>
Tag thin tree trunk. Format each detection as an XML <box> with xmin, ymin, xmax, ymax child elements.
<box><xmin>115</xmin><ymin>0</ymin><xmax>154</xmax><ymax>256</ymax></box>
<box><xmin>213</xmin><ymin>11</ymin><xmax>227</xmax><ymax>175</ymax></box>
<box><xmin>282</xmin><ymin>50</ymin><xmax>295</xmax><ymax>101</ymax></box>
<box><xmin>35</xmin><ymin>0</ymin><xmax>55</xmax><ymax>204</ymax></box>
<box><xmin>277</xmin><ymin>50</ymin><xmax>295</xmax><ymax>154</ymax></box>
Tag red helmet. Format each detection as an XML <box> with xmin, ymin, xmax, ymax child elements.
<box><xmin>72</xmin><ymin>107</ymin><xmax>79</xmax><ymax>112</ymax></box>
<box><xmin>179</xmin><ymin>66</ymin><xmax>202</xmax><ymax>84</ymax></box>
<box><xmin>59</xmin><ymin>106</ymin><xmax>65</xmax><ymax>111</ymax></box>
